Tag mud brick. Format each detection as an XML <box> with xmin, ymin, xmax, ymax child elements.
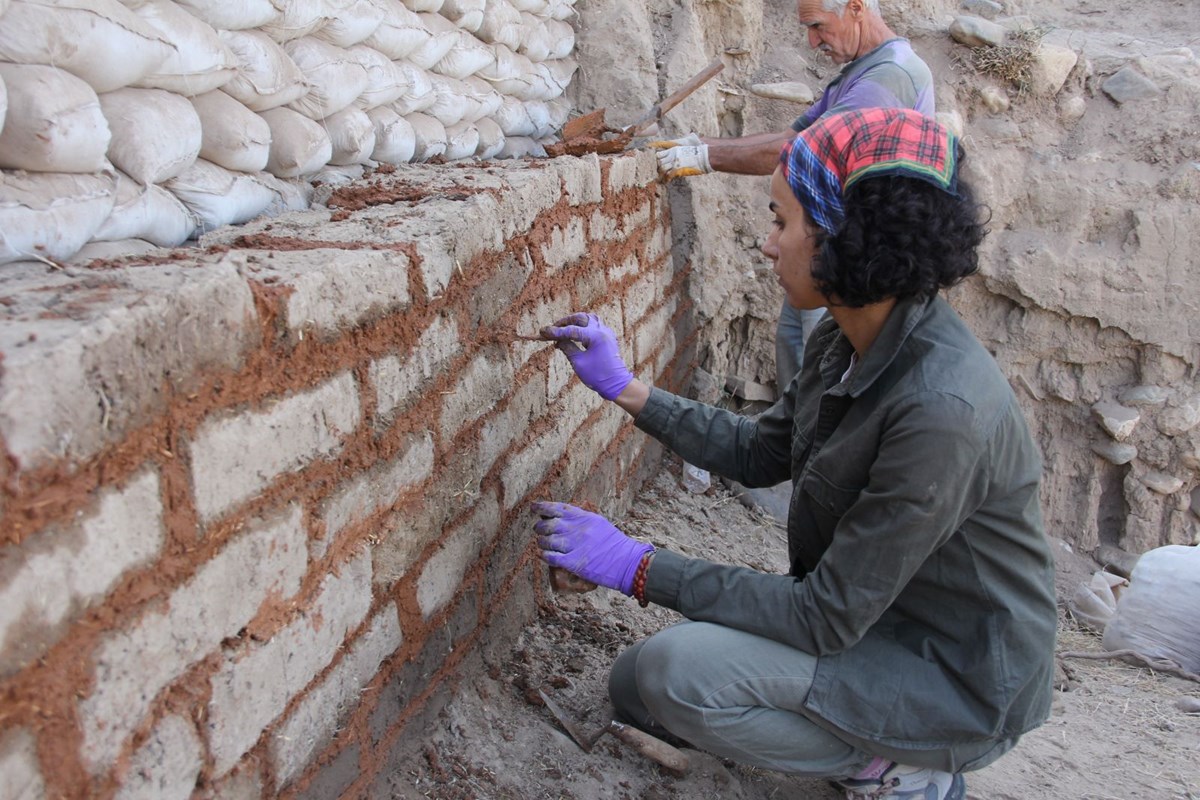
<box><xmin>416</xmin><ymin>491</ymin><xmax>498</xmax><ymax>620</ymax></box>
<box><xmin>467</xmin><ymin>250</ymin><xmax>533</xmax><ymax>333</ymax></box>
<box><xmin>114</xmin><ymin>715</ymin><xmax>202</xmax><ymax>800</ymax></box>
<box><xmin>555</xmin><ymin>153</ymin><xmax>603</xmax><ymax>206</ymax></box>
<box><xmin>372</xmin><ymin>315</ymin><xmax>460</xmax><ymax>423</ymax></box>
<box><xmin>0</xmin><ymin>729</ymin><xmax>44</xmax><ymax>800</ymax></box>
<box><xmin>190</xmin><ymin>373</ymin><xmax>360</xmax><ymax>523</ymax></box>
<box><xmin>634</xmin><ymin>298</ymin><xmax>677</xmax><ymax>367</ymax></box>
<box><xmin>294</xmin><ymin>744</ymin><xmax>360</xmax><ymax>800</ymax></box>
<box><xmin>479</xmin><ymin>372</ymin><xmax>547</xmax><ymax>476</ymax></box>
<box><xmin>541</xmin><ymin>216</ymin><xmax>588</xmax><ymax>272</ymax></box>
<box><xmin>441</xmin><ymin>351</ymin><xmax>516</xmax><ymax>440</ymax></box>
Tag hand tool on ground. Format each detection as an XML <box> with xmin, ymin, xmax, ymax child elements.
<box><xmin>538</xmin><ymin>688</ymin><xmax>690</xmax><ymax>777</ymax></box>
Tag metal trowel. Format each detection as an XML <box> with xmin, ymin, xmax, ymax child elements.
<box><xmin>538</xmin><ymin>688</ymin><xmax>690</xmax><ymax>777</ymax></box>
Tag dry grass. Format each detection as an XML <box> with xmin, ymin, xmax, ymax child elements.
<box><xmin>971</xmin><ymin>26</ymin><xmax>1048</xmax><ymax>94</ymax></box>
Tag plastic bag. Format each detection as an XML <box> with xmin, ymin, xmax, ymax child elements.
<box><xmin>0</xmin><ymin>171</ymin><xmax>117</xmax><ymax>264</ymax></box>
<box><xmin>314</xmin><ymin>0</ymin><xmax>387</xmax><ymax>48</ymax></box>
<box><xmin>190</xmin><ymin>90</ymin><xmax>272</xmax><ymax>174</ymax></box>
<box><xmin>325</xmin><ymin>107</ymin><xmax>376</xmax><ymax>166</ymax></box>
<box><xmin>219</xmin><ymin>30</ymin><xmax>310</xmax><ymax>112</ymax></box>
<box><xmin>164</xmin><ymin>159</ymin><xmax>279</xmax><ymax>233</ymax></box>
<box><xmin>92</xmin><ymin>171</ymin><xmax>197</xmax><ymax>247</ymax></box>
<box><xmin>366</xmin><ymin>106</ymin><xmax>416</xmax><ymax>164</ymax></box>
<box><xmin>0</xmin><ymin>65</ymin><xmax>111</xmax><ymax>173</ymax></box>
<box><xmin>284</xmin><ymin>37</ymin><xmax>369</xmax><ymax>120</ymax></box>
<box><xmin>1103</xmin><ymin>545</ymin><xmax>1200</xmax><ymax>673</ymax></box>
<box><xmin>127</xmin><ymin>0</ymin><xmax>239</xmax><ymax>97</ymax></box>
<box><xmin>260</xmin><ymin>107</ymin><xmax>333</xmax><ymax>178</ymax></box>
<box><xmin>100</xmin><ymin>87</ymin><xmax>202</xmax><ymax>184</ymax></box>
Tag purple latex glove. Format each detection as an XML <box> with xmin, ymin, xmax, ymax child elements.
<box><xmin>532</xmin><ymin>501</ymin><xmax>653</xmax><ymax>595</ymax></box>
<box><xmin>540</xmin><ymin>313</ymin><xmax>633</xmax><ymax>400</ymax></box>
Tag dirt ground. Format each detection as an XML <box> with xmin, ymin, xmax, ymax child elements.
<box><xmin>387</xmin><ymin>454</ymin><xmax>1200</xmax><ymax>800</ymax></box>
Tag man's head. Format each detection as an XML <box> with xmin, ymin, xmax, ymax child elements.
<box><xmin>796</xmin><ymin>0</ymin><xmax>882</xmax><ymax>64</ymax></box>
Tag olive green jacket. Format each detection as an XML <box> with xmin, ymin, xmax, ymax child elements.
<box><xmin>636</xmin><ymin>295</ymin><xmax>1056</xmax><ymax>761</ymax></box>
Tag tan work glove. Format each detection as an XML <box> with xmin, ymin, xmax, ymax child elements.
<box><xmin>648</xmin><ymin>133</ymin><xmax>711</xmax><ymax>179</ymax></box>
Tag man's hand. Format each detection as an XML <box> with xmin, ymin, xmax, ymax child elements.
<box><xmin>648</xmin><ymin>133</ymin><xmax>712</xmax><ymax>179</ymax></box>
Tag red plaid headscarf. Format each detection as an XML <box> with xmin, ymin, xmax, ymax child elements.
<box><xmin>780</xmin><ymin>108</ymin><xmax>960</xmax><ymax>234</ymax></box>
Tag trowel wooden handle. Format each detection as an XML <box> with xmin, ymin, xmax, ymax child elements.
<box><xmin>607</xmin><ymin>721</ymin><xmax>690</xmax><ymax>776</ymax></box>
<box><xmin>624</xmin><ymin>58</ymin><xmax>725</xmax><ymax>137</ymax></box>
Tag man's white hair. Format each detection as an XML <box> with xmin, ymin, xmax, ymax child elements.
<box><xmin>823</xmin><ymin>0</ymin><xmax>881</xmax><ymax>14</ymax></box>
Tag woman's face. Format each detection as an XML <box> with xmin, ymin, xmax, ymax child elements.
<box><xmin>763</xmin><ymin>168</ymin><xmax>824</xmax><ymax>310</ymax></box>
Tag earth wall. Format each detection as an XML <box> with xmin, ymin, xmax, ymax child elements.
<box><xmin>0</xmin><ymin>150</ymin><xmax>693</xmax><ymax>799</ymax></box>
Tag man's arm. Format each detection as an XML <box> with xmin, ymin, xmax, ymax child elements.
<box><xmin>703</xmin><ymin>130</ymin><xmax>796</xmax><ymax>176</ymax></box>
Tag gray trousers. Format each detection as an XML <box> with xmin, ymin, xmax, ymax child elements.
<box><xmin>608</xmin><ymin>622</ymin><xmax>1015</xmax><ymax>776</ymax></box>
<box><xmin>776</xmin><ymin>303</ymin><xmax>827</xmax><ymax>396</ymax></box>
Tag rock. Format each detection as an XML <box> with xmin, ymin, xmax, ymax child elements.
<box><xmin>1177</xmin><ymin>697</ymin><xmax>1200</xmax><ymax>714</ymax></box>
<box><xmin>748</xmin><ymin>81</ymin><xmax>815</xmax><ymax>104</ymax></box>
<box><xmin>724</xmin><ymin>375</ymin><xmax>775</xmax><ymax>404</ymax></box>
<box><xmin>950</xmin><ymin>15</ymin><xmax>1007</xmax><ymax>48</ymax></box>
<box><xmin>1092</xmin><ymin>400</ymin><xmax>1140</xmax><ymax>441</ymax></box>
<box><xmin>1140</xmin><ymin>470</ymin><xmax>1184</xmax><ymax>495</ymax></box>
<box><xmin>1029</xmin><ymin>43</ymin><xmax>1078</xmax><ymax>96</ymax></box>
<box><xmin>1157</xmin><ymin>396</ymin><xmax>1200</xmax><ymax>436</ymax></box>
<box><xmin>1092</xmin><ymin>440</ymin><xmax>1138</xmax><ymax>465</ymax></box>
<box><xmin>1102</xmin><ymin>66</ymin><xmax>1161</xmax><ymax>104</ymax></box>
<box><xmin>961</xmin><ymin>0</ymin><xmax>1002</xmax><ymax>19</ymax></box>
<box><xmin>1058</xmin><ymin>95</ymin><xmax>1086</xmax><ymax>123</ymax></box>
<box><xmin>936</xmin><ymin>110</ymin><xmax>964</xmax><ymax>138</ymax></box>
<box><xmin>980</xmin><ymin>85</ymin><xmax>1010</xmax><ymax>113</ymax></box>
<box><xmin>1118</xmin><ymin>385</ymin><xmax>1171</xmax><ymax>407</ymax></box>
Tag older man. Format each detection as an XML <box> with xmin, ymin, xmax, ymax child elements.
<box><xmin>655</xmin><ymin>0</ymin><xmax>934</xmax><ymax>393</ymax></box>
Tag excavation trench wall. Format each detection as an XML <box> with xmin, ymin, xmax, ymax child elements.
<box><xmin>0</xmin><ymin>150</ymin><xmax>691</xmax><ymax>799</ymax></box>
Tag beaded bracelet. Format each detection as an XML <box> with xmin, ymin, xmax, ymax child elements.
<box><xmin>632</xmin><ymin>550</ymin><xmax>655</xmax><ymax>608</ymax></box>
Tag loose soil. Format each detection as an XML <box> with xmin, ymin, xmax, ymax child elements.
<box><xmin>385</xmin><ymin>454</ymin><xmax>1200</xmax><ymax>800</ymax></box>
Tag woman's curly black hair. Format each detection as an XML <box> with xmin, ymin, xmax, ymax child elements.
<box><xmin>811</xmin><ymin>159</ymin><xmax>989</xmax><ymax>308</ymax></box>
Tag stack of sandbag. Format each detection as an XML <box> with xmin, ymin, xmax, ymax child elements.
<box><xmin>0</xmin><ymin>0</ymin><xmax>580</xmax><ymax>261</ymax></box>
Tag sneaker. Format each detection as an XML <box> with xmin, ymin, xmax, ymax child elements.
<box><xmin>836</xmin><ymin>761</ymin><xmax>966</xmax><ymax>800</ymax></box>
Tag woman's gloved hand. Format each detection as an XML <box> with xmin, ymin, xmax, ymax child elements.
<box><xmin>533</xmin><ymin>501</ymin><xmax>653</xmax><ymax>595</ymax></box>
<box><xmin>540</xmin><ymin>313</ymin><xmax>633</xmax><ymax>400</ymax></box>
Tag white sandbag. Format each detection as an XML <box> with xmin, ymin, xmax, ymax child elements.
<box><xmin>260</xmin><ymin>0</ymin><xmax>331</xmax><ymax>43</ymax></box>
<box><xmin>431</xmin><ymin>30</ymin><xmax>496</xmax><ymax>80</ymax></box>
<box><xmin>314</xmin><ymin>0</ymin><xmax>386</xmax><ymax>47</ymax></box>
<box><xmin>92</xmin><ymin>170</ymin><xmax>196</xmax><ymax>246</ymax></box>
<box><xmin>475</xmin><ymin>0</ymin><xmax>521</xmax><ymax>50</ymax></box>
<box><xmin>544</xmin><ymin>18</ymin><xmax>574</xmax><ymax>60</ymax></box>
<box><xmin>0</xmin><ymin>65</ymin><xmax>111</xmax><ymax>173</ymax></box>
<box><xmin>100</xmin><ymin>87</ymin><xmax>201</xmax><ymax>184</ymax></box>
<box><xmin>516</xmin><ymin>12</ymin><xmax>551</xmax><ymax>62</ymax></box>
<box><xmin>190</xmin><ymin>90</ymin><xmax>272</xmax><ymax>173</ymax></box>
<box><xmin>392</xmin><ymin>64</ymin><xmax>437</xmax><ymax>115</ymax></box>
<box><xmin>258</xmin><ymin>172</ymin><xmax>313</xmax><ymax>216</ymax></box>
<box><xmin>0</xmin><ymin>171</ymin><xmax>116</xmax><ymax>264</ymax></box>
<box><xmin>476</xmin><ymin>44</ymin><xmax>536</xmax><ymax>98</ymax></box>
<box><xmin>405</xmin><ymin>112</ymin><xmax>446</xmax><ymax>161</ymax></box>
<box><xmin>366</xmin><ymin>106</ymin><xmax>415</xmax><ymax>163</ymax></box>
<box><xmin>400</xmin><ymin>0</ymin><xmax>442</xmax><ymax>10</ymax></box>
<box><xmin>325</xmin><ymin>107</ymin><xmax>376</xmax><ymax>165</ymax></box>
<box><xmin>443</xmin><ymin>121</ymin><xmax>479</xmax><ymax>160</ymax></box>
<box><xmin>284</xmin><ymin>38</ymin><xmax>370</xmax><ymax>119</ymax></box>
<box><xmin>260</xmin><ymin>106</ymin><xmax>333</xmax><ymax>177</ymax></box>
<box><xmin>440</xmin><ymin>0</ymin><xmax>484</xmax><ymax>31</ymax></box>
<box><xmin>474</xmin><ymin>116</ymin><xmax>503</xmax><ymax>158</ymax></box>
<box><xmin>164</xmin><ymin>159</ymin><xmax>279</xmax><ymax>232</ymax></box>
<box><xmin>545</xmin><ymin>0</ymin><xmax>574</xmax><ymax>20</ymax></box>
<box><xmin>362</xmin><ymin>0</ymin><xmax>427</xmax><ymax>59</ymax></box>
<box><xmin>494</xmin><ymin>135</ymin><xmax>543</xmax><ymax>159</ymax></box>
<box><xmin>1103</xmin><ymin>545</ymin><xmax>1200</xmax><ymax>673</ymax></box>
<box><xmin>524</xmin><ymin>99</ymin><xmax>553</xmax><ymax>139</ymax></box>
<box><xmin>540</xmin><ymin>57</ymin><xmax>577</xmax><ymax>98</ymax></box>
<box><xmin>0</xmin><ymin>0</ymin><xmax>173</xmax><ymax>93</ymax></box>
<box><xmin>1069</xmin><ymin>570</ymin><xmax>1128</xmax><ymax>634</ymax></box>
<box><xmin>71</xmin><ymin>238</ymin><xmax>160</xmax><ymax>264</ymax></box>
<box><xmin>219</xmin><ymin>30</ymin><xmax>310</xmax><ymax>112</ymax></box>
<box><xmin>407</xmin><ymin>12</ymin><xmax>460</xmax><ymax>69</ymax></box>
<box><xmin>172</xmin><ymin>0</ymin><xmax>279</xmax><ymax>30</ymax></box>
<box><xmin>348</xmin><ymin>45</ymin><xmax>409</xmax><ymax>110</ymax></box>
<box><xmin>545</xmin><ymin>96</ymin><xmax>570</xmax><ymax>131</ymax></box>
<box><xmin>425</xmin><ymin>75</ymin><xmax>471</xmax><ymax>127</ymax></box>
<box><xmin>508</xmin><ymin>0</ymin><xmax>546</xmax><ymax>11</ymax></box>
<box><xmin>490</xmin><ymin>93</ymin><xmax>534</xmax><ymax>136</ymax></box>
<box><xmin>309</xmin><ymin>163</ymin><xmax>364</xmax><ymax>186</ymax></box>
<box><xmin>463</xmin><ymin>76</ymin><xmax>503</xmax><ymax>119</ymax></box>
<box><xmin>127</xmin><ymin>0</ymin><xmax>238</xmax><ymax>96</ymax></box>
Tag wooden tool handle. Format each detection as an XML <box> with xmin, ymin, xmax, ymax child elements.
<box><xmin>607</xmin><ymin>721</ymin><xmax>690</xmax><ymax>776</ymax></box>
<box><xmin>624</xmin><ymin>58</ymin><xmax>725</xmax><ymax>137</ymax></box>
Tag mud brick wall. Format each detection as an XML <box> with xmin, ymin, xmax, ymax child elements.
<box><xmin>0</xmin><ymin>149</ymin><xmax>695</xmax><ymax>799</ymax></box>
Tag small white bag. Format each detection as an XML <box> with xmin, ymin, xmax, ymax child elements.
<box><xmin>1103</xmin><ymin>545</ymin><xmax>1200</xmax><ymax>673</ymax></box>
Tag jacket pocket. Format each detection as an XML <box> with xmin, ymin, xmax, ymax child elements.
<box><xmin>801</xmin><ymin>467</ymin><xmax>863</xmax><ymax>518</ymax></box>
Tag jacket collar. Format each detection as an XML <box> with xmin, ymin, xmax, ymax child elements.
<box><xmin>817</xmin><ymin>295</ymin><xmax>936</xmax><ymax>398</ymax></box>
